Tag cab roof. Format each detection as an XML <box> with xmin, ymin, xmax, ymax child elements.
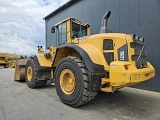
<box><xmin>54</xmin><ymin>17</ymin><xmax>90</xmax><ymax>27</ymax></box>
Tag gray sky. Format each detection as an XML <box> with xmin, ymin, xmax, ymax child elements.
<box><xmin>0</xmin><ymin>0</ymin><xmax>69</xmax><ymax>55</ymax></box>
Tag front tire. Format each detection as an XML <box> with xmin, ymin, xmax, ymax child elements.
<box><xmin>55</xmin><ymin>57</ymin><xmax>98</xmax><ymax>107</ymax></box>
<box><xmin>25</xmin><ymin>59</ymin><xmax>47</xmax><ymax>88</ymax></box>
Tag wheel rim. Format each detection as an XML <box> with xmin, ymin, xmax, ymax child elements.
<box><xmin>60</xmin><ymin>69</ymin><xmax>76</xmax><ymax>95</ymax></box>
<box><xmin>27</xmin><ymin>66</ymin><xmax>32</xmax><ymax>81</ymax></box>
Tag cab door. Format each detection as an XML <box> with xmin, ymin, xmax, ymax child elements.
<box><xmin>57</xmin><ymin>22</ymin><xmax>67</xmax><ymax>45</ymax></box>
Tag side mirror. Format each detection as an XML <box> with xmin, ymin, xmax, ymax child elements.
<box><xmin>51</xmin><ymin>27</ymin><xmax>55</xmax><ymax>33</ymax></box>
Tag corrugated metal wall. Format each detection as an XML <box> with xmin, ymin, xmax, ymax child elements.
<box><xmin>45</xmin><ymin>0</ymin><xmax>160</xmax><ymax>92</ymax></box>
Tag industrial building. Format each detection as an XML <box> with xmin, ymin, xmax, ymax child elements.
<box><xmin>44</xmin><ymin>0</ymin><xmax>160</xmax><ymax>92</ymax></box>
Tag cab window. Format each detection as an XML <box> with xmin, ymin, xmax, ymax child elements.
<box><xmin>72</xmin><ymin>21</ymin><xmax>87</xmax><ymax>38</ymax></box>
<box><xmin>58</xmin><ymin>22</ymin><xmax>67</xmax><ymax>44</ymax></box>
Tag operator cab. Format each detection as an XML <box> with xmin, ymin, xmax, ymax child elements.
<box><xmin>51</xmin><ymin>18</ymin><xmax>90</xmax><ymax>45</ymax></box>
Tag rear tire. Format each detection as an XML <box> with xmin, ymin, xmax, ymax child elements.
<box><xmin>25</xmin><ymin>59</ymin><xmax>47</xmax><ymax>88</ymax></box>
<box><xmin>55</xmin><ymin>56</ymin><xmax>98</xmax><ymax>107</ymax></box>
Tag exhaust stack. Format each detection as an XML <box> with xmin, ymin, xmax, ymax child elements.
<box><xmin>100</xmin><ymin>11</ymin><xmax>111</xmax><ymax>33</ymax></box>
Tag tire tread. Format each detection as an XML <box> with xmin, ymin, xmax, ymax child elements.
<box><xmin>68</xmin><ymin>57</ymin><xmax>98</xmax><ymax>107</ymax></box>
<box><xmin>26</xmin><ymin>59</ymin><xmax>47</xmax><ymax>88</ymax></box>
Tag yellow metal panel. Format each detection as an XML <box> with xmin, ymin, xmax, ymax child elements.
<box><xmin>109</xmin><ymin>61</ymin><xmax>155</xmax><ymax>87</ymax></box>
<box><xmin>87</xmin><ymin>25</ymin><xmax>90</xmax><ymax>36</ymax></box>
<box><xmin>37</xmin><ymin>55</ymin><xmax>52</xmax><ymax>67</ymax></box>
<box><xmin>125</xmin><ymin>34</ymin><xmax>136</xmax><ymax>65</ymax></box>
<box><xmin>67</xmin><ymin>19</ymin><xmax>71</xmax><ymax>42</ymax></box>
<box><xmin>77</xmin><ymin>44</ymin><xmax>105</xmax><ymax>66</ymax></box>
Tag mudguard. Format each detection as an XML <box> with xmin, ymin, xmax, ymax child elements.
<box><xmin>54</xmin><ymin>44</ymin><xmax>105</xmax><ymax>74</ymax></box>
<box><xmin>30</xmin><ymin>55</ymin><xmax>51</xmax><ymax>80</ymax></box>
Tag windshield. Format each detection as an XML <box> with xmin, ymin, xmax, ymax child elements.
<box><xmin>71</xmin><ymin>21</ymin><xmax>87</xmax><ymax>38</ymax></box>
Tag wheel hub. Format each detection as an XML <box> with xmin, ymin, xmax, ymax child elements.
<box><xmin>27</xmin><ymin>66</ymin><xmax>32</xmax><ymax>81</ymax></box>
<box><xmin>60</xmin><ymin>69</ymin><xmax>76</xmax><ymax>95</ymax></box>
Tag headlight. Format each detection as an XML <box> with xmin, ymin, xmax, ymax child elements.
<box><xmin>130</xmin><ymin>34</ymin><xmax>144</xmax><ymax>42</ymax></box>
<box><xmin>135</xmin><ymin>36</ymin><xmax>139</xmax><ymax>40</ymax></box>
<box><xmin>130</xmin><ymin>34</ymin><xmax>136</xmax><ymax>39</ymax></box>
<box><xmin>139</xmin><ymin>38</ymin><xmax>144</xmax><ymax>42</ymax></box>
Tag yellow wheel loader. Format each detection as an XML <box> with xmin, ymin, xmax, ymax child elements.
<box><xmin>14</xmin><ymin>11</ymin><xmax>155</xmax><ymax>107</ymax></box>
<box><xmin>0</xmin><ymin>55</ymin><xmax>9</xmax><ymax>68</ymax></box>
<box><xmin>8</xmin><ymin>59</ymin><xmax>16</xmax><ymax>68</ymax></box>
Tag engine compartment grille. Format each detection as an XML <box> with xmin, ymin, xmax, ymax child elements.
<box><xmin>130</xmin><ymin>41</ymin><xmax>147</xmax><ymax>69</ymax></box>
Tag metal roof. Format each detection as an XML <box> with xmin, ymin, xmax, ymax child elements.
<box><xmin>43</xmin><ymin>0</ymin><xmax>81</xmax><ymax>20</ymax></box>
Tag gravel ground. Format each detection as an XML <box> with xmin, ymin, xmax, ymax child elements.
<box><xmin>0</xmin><ymin>68</ymin><xmax>160</xmax><ymax>120</ymax></box>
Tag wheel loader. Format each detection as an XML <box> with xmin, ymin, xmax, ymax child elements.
<box><xmin>14</xmin><ymin>11</ymin><xmax>155</xmax><ymax>107</ymax></box>
<box><xmin>8</xmin><ymin>59</ymin><xmax>16</xmax><ymax>68</ymax></box>
<box><xmin>0</xmin><ymin>55</ymin><xmax>9</xmax><ymax>68</ymax></box>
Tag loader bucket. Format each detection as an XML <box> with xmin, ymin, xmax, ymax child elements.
<box><xmin>14</xmin><ymin>59</ymin><xmax>28</xmax><ymax>81</ymax></box>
